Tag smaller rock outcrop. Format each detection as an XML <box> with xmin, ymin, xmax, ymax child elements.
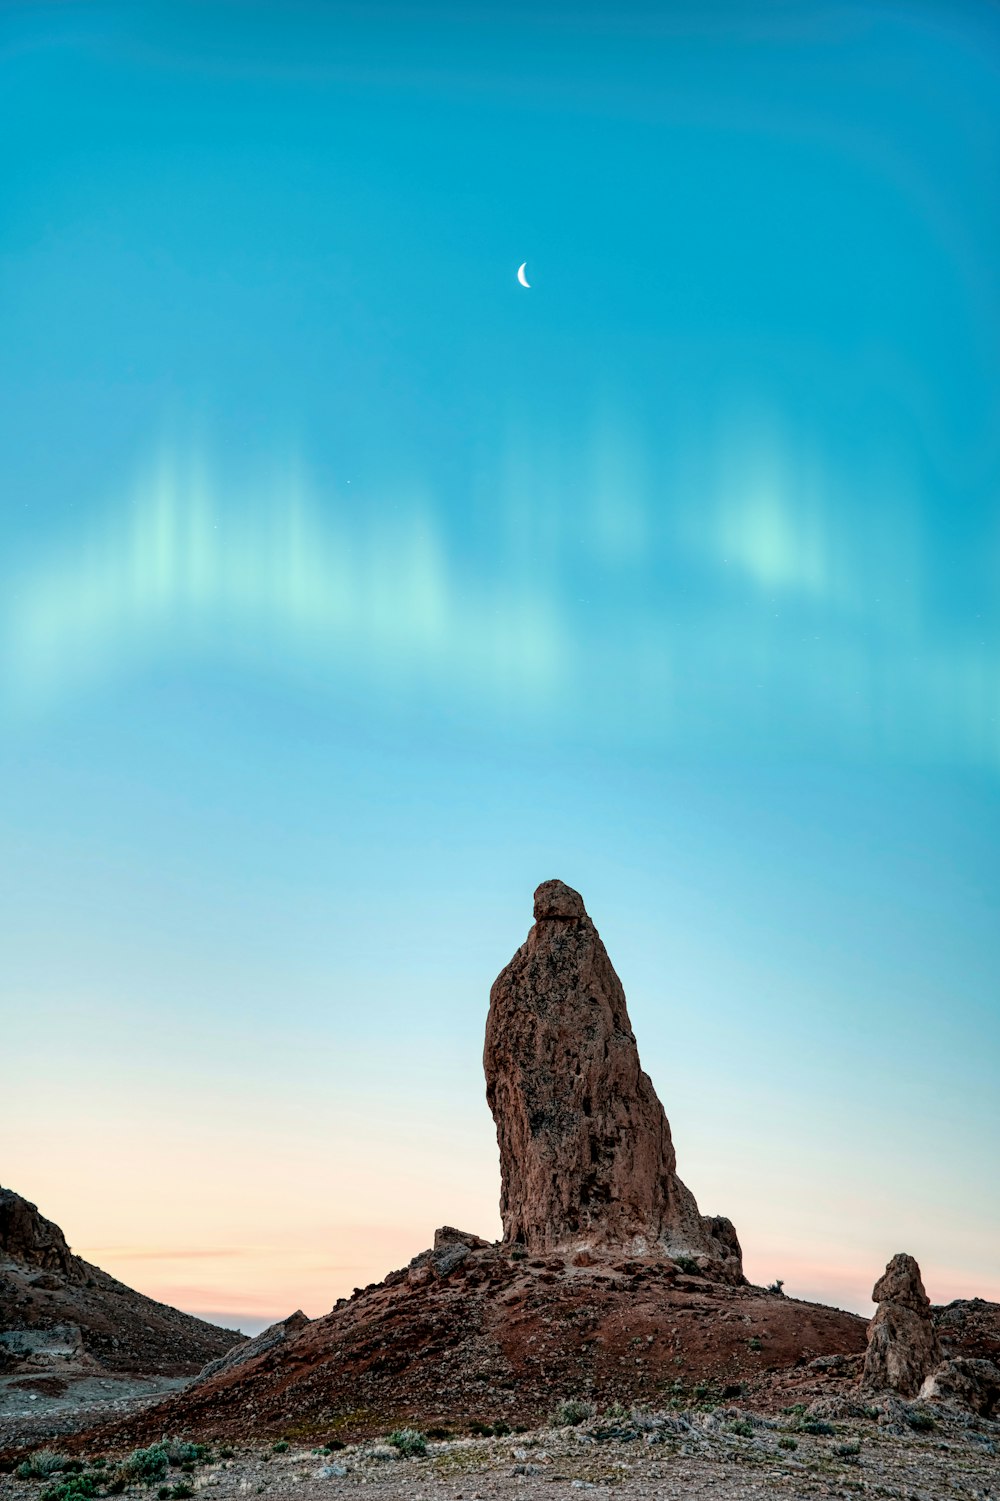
<box><xmin>0</xmin><ymin>1188</ymin><xmax>81</xmax><ymax>1281</ymax></box>
<box><xmin>862</xmin><ymin>1253</ymin><xmax>941</xmax><ymax>1396</ymax></box>
<box><xmin>920</xmin><ymin>1356</ymin><xmax>1000</xmax><ymax>1416</ymax></box>
<box><xmin>194</xmin><ymin>1310</ymin><xmax>311</xmax><ymax>1386</ymax></box>
<box><xmin>433</xmin><ymin>1226</ymin><xmax>490</xmax><ymax>1251</ymax></box>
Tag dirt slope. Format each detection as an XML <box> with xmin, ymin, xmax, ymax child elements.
<box><xmin>95</xmin><ymin>1241</ymin><xmax>868</xmax><ymax>1445</ymax></box>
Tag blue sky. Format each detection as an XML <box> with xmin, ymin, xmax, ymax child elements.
<box><xmin>1</xmin><ymin>0</ymin><xmax>998</xmax><ymax>1326</ymax></box>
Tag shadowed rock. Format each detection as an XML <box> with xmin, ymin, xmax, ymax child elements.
<box><xmin>0</xmin><ymin>1188</ymin><xmax>81</xmax><ymax>1282</ymax></box>
<box><xmin>920</xmin><ymin>1356</ymin><xmax>1000</xmax><ymax>1416</ymax></box>
<box><xmin>863</xmin><ymin>1253</ymin><xmax>941</xmax><ymax>1395</ymax></box>
<box><xmin>194</xmin><ymin>1310</ymin><xmax>310</xmax><ymax>1386</ymax></box>
<box><xmin>483</xmin><ymin>879</ymin><xmax>742</xmax><ymax>1276</ymax></box>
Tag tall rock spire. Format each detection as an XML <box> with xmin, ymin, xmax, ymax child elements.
<box><xmin>862</xmin><ymin>1253</ymin><xmax>942</xmax><ymax>1395</ymax></box>
<box><xmin>483</xmin><ymin>879</ymin><xmax>742</xmax><ymax>1277</ymax></box>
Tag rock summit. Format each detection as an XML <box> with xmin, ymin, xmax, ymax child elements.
<box><xmin>484</xmin><ymin>879</ymin><xmax>742</xmax><ymax>1276</ymax></box>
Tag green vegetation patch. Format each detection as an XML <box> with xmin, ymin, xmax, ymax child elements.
<box><xmin>387</xmin><ymin>1429</ymin><xmax>427</xmax><ymax>1458</ymax></box>
<box><xmin>17</xmin><ymin>1452</ymin><xmax>74</xmax><ymax>1480</ymax></box>
<box><xmin>40</xmin><ymin>1474</ymin><xmax>101</xmax><ymax>1501</ymax></box>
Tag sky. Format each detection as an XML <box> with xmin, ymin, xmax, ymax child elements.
<box><xmin>1</xmin><ymin>0</ymin><xmax>998</xmax><ymax>1334</ymax></box>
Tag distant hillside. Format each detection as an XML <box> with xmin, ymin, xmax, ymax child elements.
<box><xmin>0</xmin><ymin>1187</ymin><xmax>244</xmax><ymax>1377</ymax></box>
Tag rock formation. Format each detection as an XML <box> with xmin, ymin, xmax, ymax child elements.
<box><xmin>194</xmin><ymin>1310</ymin><xmax>311</xmax><ymax>1386</ymax></box>
<box><xmin>484</xmin><ymin>879</ymin><xmax>742</xmax><ymax>1276</ymax></box>
<box><xmin>862</xmin><ymin>1253</ymin><xmax>941</xmax><ymax>1395</ymax></box>
<box><xmin>920</xmin><ymin>1356</ymin><xmax>1000</xmax><ymax>1416</ymax></box>
<box><xmin>0</xmin><ymin>1188</ymin><xmax>81</xmax><ymax>1281</ymax></box>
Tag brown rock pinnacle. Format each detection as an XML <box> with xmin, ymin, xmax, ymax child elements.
<box><xmin>862</xmin><ymin>1253</ymin><xmax>942</xmax><ymax>1395</ymax></box>
<box><xmin>483</xmin><ymin>879</ymin><xmax>742</xmax><ymax>1277</ymax></box>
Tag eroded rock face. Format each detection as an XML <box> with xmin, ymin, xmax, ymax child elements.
<box><xmin>863</xmin><ymin>1253</ymin><xmax>941</xmax><ymax>1396</ymax></box>
<box><xmin>483</xmin><ymin>879</ymin><xmax>742</xmax><ymax>1277</ymax></box>
<box><xmin>0</xmin><ymin>1187</ymin><xmax>81</xmax><ymax>1281</ymax></box>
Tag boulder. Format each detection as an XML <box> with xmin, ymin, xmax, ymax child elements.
<box><xmin>483</xmin><ymin>879</ymin><xmax>742</xmax><ymax>1277</ymax></box>
<box><xmin>920</xmin><ymin>1357</ymin><xmax>1000</xmax><ymax>1417</ymax></box>
<box><xmin>433</xmin><ymin>1226</ymin><xmax>490</xmax><ymax>1251</ymax></box>
<box><xmin>862</xmin><ymin>1253</ymin><xmax>941</xmax><ymax>1396</ymax></box>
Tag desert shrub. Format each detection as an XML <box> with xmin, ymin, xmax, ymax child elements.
<box><xmin>799</xmin><ymin>1418</ymin><xmax>835</xmax><ymax>1436</ymax></box>
<box><xmin>673</xmin><ymin>1256</ymin><xmax>701</xmax><ymax>1277</ymax></box>
<box><xmin>117</xmin><ymin>1445</ymin><xmax>171</xmax><ymax>1485</ymax></box>
<box><xmin>170</xmin><ymin>1484</ymin><xmax>194</xmax><ymax>1499</ymax></box>
<box><xmin>217</xmin><ymin>1448</ymin><xmax>234</xmax><ymax>1461</ymax></box>
<box><xmin>728</xmin><ymin>1419</ymin><xmax>754</xmax><ymax>1438</ymax></box>
<box><xmin>18</xmin><ymin>1452</ymin><xmax>72</xmax><ymax>1480</ymax></box>
<box><xmin>270</xmin><ymin>1441</ymin><xmax>289</xmax><ymax>1454</ymax></box>
<box><xmin>906</xmin><ymin>1410</ymin><xmax>935</xmax><ymax>1432</ymax></box>
<box><xmin>40</xmin><ymin>1475</ymin><xmax>101</xmax><ymax>1501</ymax></box>
<box><xmin>468</xmin><ymin>1419</ymin><xmax>513</xmax><ymax>1437</ymax></box>
<box><xmin>425</xmin><ymin>1428</ymin><xmax>451</xmax><ymax>1440</ymax></box>
<box><xmin>833</xmin><ymin>1440</ymin><xmax>861</xmax><ymax>1458</ymax></box>
<box><xmin>39</xmin><ymin>1481</ymin><xmax>93</xmax><ymax>1501</ymax></box>
<box><xmin>550</xmin><ymin>1399</ymin><xmax>596</xmax><ymax>1428</ymax></box>
<box><xmin>766</xmin><ymin>1279</ymin><xmax>785</xmax><ymax>1295</ymax></box>
<box><xmin>510</xmin><ymin>1247</ymin><xmax>527</xmax><ymax>1261</ymax></box>
<box><xmin>387</xmin><ymin>1429</ymin><xmax>427</xmax><ymax>1458</ymax></box>
<box><xmin>784</xmin><ymin>1404</ymin><xmax>807</xmax><ymax>1417</ymax></box>
<box><xmin>778</xmin><ymin>1436</ymin><xmax>797</xmax><ymax>1451</ymax></box>
<box><xmin>165</xmin><ymin>1443</ymin><xmax>208</xmax><ymax>1469</ymax></box>
<box><xmin>748</xmin><ymin>1336</ymin><xmax>763</xmax><ymax>1351</ymax></box>
<box><xmin>157</xmin><ymin>1489</ymin><xmax>171</xmax><ymax>1499</ymax></box>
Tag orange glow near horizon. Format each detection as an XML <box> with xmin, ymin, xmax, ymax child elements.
<box><xmin>65</xmin><ymin>1232</ymin><xmax>1000</xmax><ymax>1334</ymax></box>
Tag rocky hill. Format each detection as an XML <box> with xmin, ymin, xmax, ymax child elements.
<box><xmin>0</xmin><ymin>1188</ymin><xmax>243</xmax><ymax>1379</ymax></box>
<box><xmin>100</xmin><ymin>1231</ymin><xmax>868</xmax><ymax>1445</ymax></box>
<box><xmin>92</xmin><ymin>880</ymin><xmax>872</xmax><ymax>1444</ymax></box>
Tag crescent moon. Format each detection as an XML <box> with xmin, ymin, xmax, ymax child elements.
<box><xmin>517</xmin><ymin>262</ymin><xmax>530</xmax><ymax>288</ymax></box>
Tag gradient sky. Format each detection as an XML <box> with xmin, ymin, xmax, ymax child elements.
<box><xmin>2</xmin><ymin>0</ymin><xmax>998</xmax><ymax>1334</ymax></box>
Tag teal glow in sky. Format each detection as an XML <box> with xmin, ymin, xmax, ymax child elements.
<box><xmin>2</xmin><ymin>1</ymin><xmax>998</xmax><ymax>1326</ymax></box>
